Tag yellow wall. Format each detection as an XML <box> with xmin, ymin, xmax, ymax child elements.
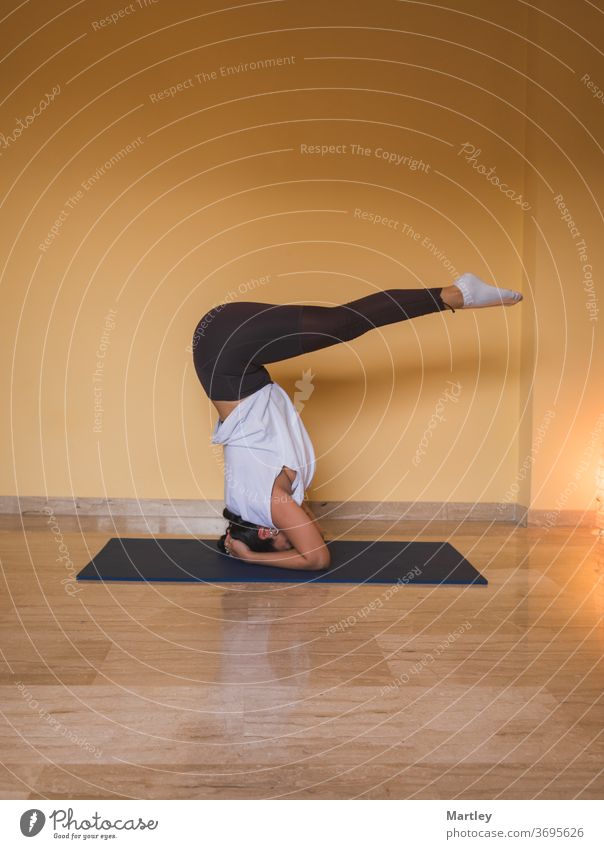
<box><xmin>520</xmin><ymin>4</ymin><xmax>604</xmax><ymax>515</ymax></box>
<box><xmin>0</xmin><ymin>0</ymin><xmax>601</xmax><ymax>514</ymax></box>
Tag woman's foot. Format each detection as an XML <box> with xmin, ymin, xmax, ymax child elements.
<box><xmin>441</xmin><ymin>273</ymin><xmax>523</xmax><ymax>310</ymax></box>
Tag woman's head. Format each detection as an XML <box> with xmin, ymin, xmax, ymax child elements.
<box><xmin>217</xmin><ymin>507</ymin><xmax>293</xmax><ymax>554</ymax></box>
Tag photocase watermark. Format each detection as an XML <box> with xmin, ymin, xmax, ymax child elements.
<box><xmin>353</xmin><ymin>207</ymin><xmax>400</xmax><ymax>230</ymax></box>
<box><xmin>209</xmin><ymin>441</ymin><xmax>300</xmax><ymax>515</ymax></box>
<box><xmin>45</xmin><ymin>807</ymin><xmax>158</xmax><ymax>834</ymax></box>
<box><xmin>92</xmin><ymin>308</ymin><xmax>118</xmax><ymax>434</ymax></box>
<box><xmin>326</xmin><ymin>566</ymin><xmax>423</xmax><ymax>635</ymax></box>
<box><xmin>39</xmin><ymin>136</ymin><xmax>144</xmax><ymax>253</ymax></box>
<box><xmin>412</xmin><ymin>380</ymin><xmax>462</xmax><ymax>466</ymax></box>
<box><xmin>352</xmin><ymin>208</ymin><xmax>460</xmax><ymax>278</ymax></box>
<box><xmin>300</xmin><ymin>141</ymin><xmax>430</xmax><ymax>172</ymax></box>
<box><xmin>541</xmin><ymin>412</ymin><xmax>604</xmax><ymax>530</ymax></box>
<box><xmin>41</xmin><ymin>506</ymin><xmax>81</xmax><ymax>596</ymax></box>
<box><xmin>223</xmin><ymin>462</ymin><xmax>270</xmax><ymax>507</ymax></box>
<box><xmin>91</xmin><ymin>0</ymin><xmax>159</xmax><ymax>30</ymax></box>
<box><xmin>149</xmin><ymin>54</ymin><xmax>296</xmax><ymax>102</ymax></box>
<box><xmin>457</xmin><ymin>142</ymin><xmax>531</xmax><ymax>210</ymax></box>
<box><xmin>380</xmin><ymin>620</ymin><xmax>472</xmax><ymax>695</ymax></box>
<box><xmin>0</xmin><ymin>84</ymin><xmax>61</xmax><ymax>156</ymax></box>
<box><xmin>221</xmin><ymin>463</ymin><xmax>306</xmax><ymax>512</ymax></box>
<box><xmin>553</xmin><ymin>193</ymin><xmax>598</xmax><ymax>322</ymax></box>
<box><xmin>293</xmin><ymin>368</ymin><xmax>315</xmax><ymax>413</ymax></box>
<box><xmin>16</xmin><ymin>682</ymin><xmax>102</xmax><ymax>759</ymax></box>
<box><xmin>20</xmin><ymin>809</ymin><xmax>46</xmax><ymax>837</ymax></box>
<box><xmin>497</xmin><ymin>409</ymin><xmax>556</xmax><ymax>511</ymax></box>
<box><xmin>399</xmin><ymin>222</ymin><xmax>461</xmax><ymax>279</ymax></box>
<box><xmin>580</xmin><ymin>71</ymin><xmax>604</xmax><ymax>105</ymax></box>
<box><xmin>209</xmin><ymin>418</ymin><xmax>314</xmax><ymax>531</ymax></box>
<box><xmin>187</xmin><ymin>274</ymin><xmax>271</xmax><ymax>354</ymax></box>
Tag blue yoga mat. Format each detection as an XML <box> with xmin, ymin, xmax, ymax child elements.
<box><xmin>76</xmin><ymin>538</ymin><xmax>487</xmax><ymax>585</ymax></box>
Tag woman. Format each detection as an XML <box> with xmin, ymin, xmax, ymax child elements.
<box><xmin>192</xmin><ymin>272</ymin><xmax>522</xmax><ymax>570</ymax></box>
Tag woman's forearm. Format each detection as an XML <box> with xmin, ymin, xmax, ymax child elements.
<box><xmin>244</xmin><ymin>549</ymin><xmax>322</xmax><ymax>570</ymax></box>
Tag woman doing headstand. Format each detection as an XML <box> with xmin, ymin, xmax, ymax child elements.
<box><xmin>192</xmin><ymin>273</ymin><xmax>522</xmax><ymax>570</ymax></box>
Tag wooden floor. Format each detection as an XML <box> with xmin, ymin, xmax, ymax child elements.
<box><xmin>0</xmin><ymin>514</ymin><xmax>602</xmax><ymax>800</ymax></box>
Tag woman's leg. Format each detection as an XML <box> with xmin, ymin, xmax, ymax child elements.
<box><xmin>192</xmin><ymin>301</ymin><xmax>306</xmax><ymax>400</ymax></box>
<box><xmin>298</xmin><ymin>286</ymin><xmax>450</xmax><ymax>355</ymax></box>
<box><xmin>193</xmin><ymin>274</ymin><xmax>522</xmax><ymax>399</ymax></box>
<box><xmin>192</xmin><ymin>287</ymin><xmax>451</xmax><ymax>400</ymax></box>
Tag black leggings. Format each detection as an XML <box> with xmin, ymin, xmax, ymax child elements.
<box><xmin>192</xmin><ymin>287</ymin><xmax>451</xmax><ymax>401</ymax></box>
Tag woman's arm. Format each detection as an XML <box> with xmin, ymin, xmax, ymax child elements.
<box><xmin>300</xmin><ymin>499</ymin><xmax>326</xmax><ymax>539</ymax></box>
<box><xmin>241</xmin><ymin>546</ymin><xmax>327</xmax><ymax>570</ymax></box>
<box><xmin>227</xmin><ymin>492</ymin><xmax>330</xmax><ymax>570</ymax></box>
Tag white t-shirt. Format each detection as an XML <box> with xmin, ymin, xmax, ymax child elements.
<box><xmin>211</xmin><ymin>381</ymin><xmax>316</xmax><ymax>528</ymax></box>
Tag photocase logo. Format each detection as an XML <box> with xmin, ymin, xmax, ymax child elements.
<box><xmin>293</xmin><ymin>367</ymin><xmax>315</xmax><ymax>412</ymax></box>
<box><xmin>19</xmin><ymin>809</ymin><xmax>46</xmax><ymax>837</ymax></box>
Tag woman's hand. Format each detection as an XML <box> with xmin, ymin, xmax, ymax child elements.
<box><xmin>224</xmin><ymin>530</ymin><xmax>251</xmax><ymax>560</ymax></box>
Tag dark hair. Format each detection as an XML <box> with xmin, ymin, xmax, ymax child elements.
<box><xmin>217</xmin><ymin>506</ymin><xmax>277</xmax><ymax>554</ymax></box>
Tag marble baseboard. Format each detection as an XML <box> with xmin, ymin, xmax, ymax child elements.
<box><xmin>0</xmin><ymin>496</ymin><xmax>596</xmax><ymax>529</ymax></box>
<box><xmin>525</xmin><ymin>508</ymin><xmax>597</xmax><ymax>528</ymax></box>
<box><xmin>0</xmin><ymin>495</ymin><xmax>225</xmax><ymax>518</ymax></box>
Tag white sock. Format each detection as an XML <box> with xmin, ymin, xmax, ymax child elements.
<box><xmin>454</xmin><ymin>272</ymin><xmax>523</xmax><ymax>309</ymax></box>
